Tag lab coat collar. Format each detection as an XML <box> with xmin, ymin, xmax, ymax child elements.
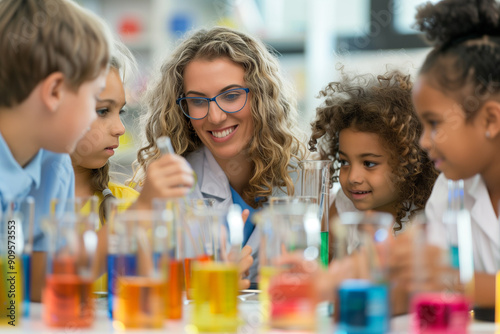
<box><xmin>199</xmin><ymin>146</ymin><xmax>232</xmax><ymax>201</ymax></box>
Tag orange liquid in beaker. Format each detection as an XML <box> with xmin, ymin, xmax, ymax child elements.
<box><xmin>114</xmin><ymin>276</ymin><xmax>165</xmax><ymax>329</ymax></box>
<box><xmin>43</xmin><ymin>274</ymin><xmax>94</xmax><ymax>328</ymax></box>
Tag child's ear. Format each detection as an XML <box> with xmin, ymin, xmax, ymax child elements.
<box><xmin>482</xmin><ymin>100</ymin><xmax>500</xmax><ymax>139</ymax></box>
<box><xmin>40</xmin><ymin>72</ymin><xmax>65</xmax><ymax>113</ymax></box>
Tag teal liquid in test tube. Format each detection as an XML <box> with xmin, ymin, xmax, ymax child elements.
<box><xmin>444</xmin><ymin>180</ymin><xmax>471</xmax><ymax>271</ymax></box>
<box><xmin>298</xmin><ymin>160</ymin><xmax>331</xmax><ymax>267</ymax></box>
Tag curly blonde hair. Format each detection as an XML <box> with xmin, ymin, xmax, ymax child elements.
<box><xmin>309</xmin><ymin>70</ymin><xmax>439</xmax><ymax>231</ymax></box>
<box><xmin>134</xmin><ymin>26</ymin><xmax>306</xmax><ymax>207</ymax></box>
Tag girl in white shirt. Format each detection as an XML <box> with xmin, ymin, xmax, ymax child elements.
<box><xmin>409</xmin><ymin>0</ymin><xmax>500</xmax><ymax>307</ymax></box>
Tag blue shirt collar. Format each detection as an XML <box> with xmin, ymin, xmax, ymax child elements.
<box><xmin>0</xmin><ymin>131</ymin><xmax>42</xmax><ymax>200</ymax></box>
<box><xmin>23</xmin><ymin>150</ymin><xmax>43</xmax><ymax>188</ymax></box>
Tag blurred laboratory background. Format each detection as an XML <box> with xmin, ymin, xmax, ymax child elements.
<box><xmin>77</xmin><ymin>0</ymin><xmax>437</xmax><ymax>178</ymax></box>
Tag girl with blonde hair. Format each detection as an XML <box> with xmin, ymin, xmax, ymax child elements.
<box><xmin>69</xmin><ymin>39</ymin><xmax>195</xmax><ymax>298</ymax></box>
<box><xmin>72</xmin><ymin>39</ymin><xmax>194</xmax><ymax>221</ymax></box>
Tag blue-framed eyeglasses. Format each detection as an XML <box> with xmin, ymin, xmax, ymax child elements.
<box><xmin>176</xmin><ymin>87</ymin><xmax>250</xmax><ymax>120</ymax></box>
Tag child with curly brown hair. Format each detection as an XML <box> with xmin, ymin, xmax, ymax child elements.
<box><xmin>309</xmin><ymin>70</ymin><xmax>439</xmax><ymax>234</ymax></box>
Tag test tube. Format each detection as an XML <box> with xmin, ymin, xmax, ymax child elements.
<box><xmin>157</xmin><ymin>136</ymin><xmax>175</xmax><ymax>155</ymax></box>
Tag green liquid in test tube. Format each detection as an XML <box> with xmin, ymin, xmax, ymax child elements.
<box><xmin>321</xmin><ymin>231</ymin><xmax>329</xmax><ymax>267</ymax></box>
<box><xmin>298</xmin><ymin>160</ymin><xmax>331</xmax><ymax>268</ymax></box>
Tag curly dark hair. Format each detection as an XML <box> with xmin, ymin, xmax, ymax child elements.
<box><xmin>415</xmin><ymin>0</ymin><xmax>500</xmax><ymax>118</ymax></box>
<box><xmin>309</xmin><ymin>70</ymin><xmax>439</xmax><ymax>231</ymax></box>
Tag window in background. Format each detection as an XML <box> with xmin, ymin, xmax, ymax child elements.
<box><xmin>393</xmin><ymin>0</ymin><xmax>441</xmax><ymax>34</ymax></box>
<box><xmin>337</xmin><ymin>0</ymin><xmax>429</xmax><ymax>51</ymax></box>
<box><xmin>334</xmin><ymin>0</ymin><xmax>370</xmax><ymax>36</ymax></box>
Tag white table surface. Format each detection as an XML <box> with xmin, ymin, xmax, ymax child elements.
<box><xmin>1</xmin><ymin>296</ymin><xmax>497</xmax><ymax>333</ymax></box>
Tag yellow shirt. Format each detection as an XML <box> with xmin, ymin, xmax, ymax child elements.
<box><xmin>96</xmin><ymin>182</ymin><xmax>139</xmax><ymax>224</ymax></box>
<box><xmin>101</xmin><ymin>181</ymin><xmax>139</xmax><ymax>205</ymax></box>
<box><xmin>79</xmin><ymin>182</ymin><xmax>139</xmax><ymax>225</ymax></box>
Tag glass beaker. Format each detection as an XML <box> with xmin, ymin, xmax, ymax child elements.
<box><xmin>42</xmin><ymin>198</ymin><xmax>100</xmax><ymax>328</ymax></box>
<box><xmin>183</xmin><ymin>199</ymin><xmax>217</xmax><ymax>301</ymax></box>
<box><xmin>298</xmin><ymin>160</ymin><xmax>332</xmax><ymax>267</ymax></box>
<box><xmin>254</xmin><ymin>207</ymin><xmax>283</xmax><ymax>328</ymax></box>
<box><xmin>190</xmin><ymin>204</ymin><xmax>243</xmax><ymax>332</ymax></box>
<box><xmin>266</xmin><ymin>202</ymin><xmax>321</xmax><ymax>330</ymax></box>
<box><xmin>106</xmin><ymin>199</ymin><xmax>138</xmax><ymax>319</ymax></box>
<box><xmin>332</xmin><ymin>211</ymin><xmax>394</xmax><ymax>334</ymax></box>
<box><xmin>112</xmin><ymin>210</ymin><xmax>169</xmax><ymax>329</ymax></box>
<box><xmin>153</xmin><ymin>198</ymin><xmax>184</xmax><ymax>320</ymax></box>
<box><xmin>410</xmin><ymin>181</ymin><xmax>473</xmax><ymax>334</ymax></box>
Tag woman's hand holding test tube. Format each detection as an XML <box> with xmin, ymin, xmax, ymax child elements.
<box><xmin>135</xmin><ymin>137</ymin><xmax>195</xmax><ymax>209</ymax></box>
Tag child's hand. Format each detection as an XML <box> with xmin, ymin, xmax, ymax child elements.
<box><xmin>136</xmin><ymin>155</ymin><xmax>195</xmax><ymax>209</ymax></box>
<box><xmin>389</xmin><ymin>240</ymin><xmax>450</xmax><ymax>292</ymax></box>
<box><xmin>276</xmin><ymin>249</ymin><xmax>372</xmax><ymax>303</ymax></box>
<box><xmin>239</xmin><ymin>245</ymin><xmax>253</xmax><ymax>290</ymax></box>
<box><xmin>274</xmin><ymin>252</ymin><xmax>330</xmax><ymax>300</ymax></box>
<box><xmin>387</xmin><ymin>229</ymin><xmax>460</xmax><ymax>297</ymax></box>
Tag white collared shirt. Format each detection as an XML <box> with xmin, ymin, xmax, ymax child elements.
<box><xmin>426</xmin><ymin>173</ymin><xmax>499</xmax><ymax>274</ymax></box>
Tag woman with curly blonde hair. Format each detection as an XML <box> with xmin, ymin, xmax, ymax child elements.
<box><xmin>133</xmin><ymin>26</ymin><xmax>306</xmax><ymax>282</ymax></box>
<box><xmin>309</xmin><ymin>70</ymin><xmax>438</xmax><ymax>233</ymax></box>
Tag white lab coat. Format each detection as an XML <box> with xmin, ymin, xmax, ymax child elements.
<box><xmin>426</xmin><ymin>173</ymin><xmax>499</xmax><ymax>274</ymax></box>
<box><xmin>186</xmin><ymin>146</ymin><xmax>300</xmax><ymax>283</ymax></box>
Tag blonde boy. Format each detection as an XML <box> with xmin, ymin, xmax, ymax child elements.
<box><xmin>0</xmin><ymin>0</ymin><xmax>112</xmax><ymax>300</ymax></box>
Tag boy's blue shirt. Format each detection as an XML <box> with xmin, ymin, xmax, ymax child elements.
<box><xmin>0</xmin><ymin>131</ymin><xmax>75</xmax><ymax>251</ymax></box>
